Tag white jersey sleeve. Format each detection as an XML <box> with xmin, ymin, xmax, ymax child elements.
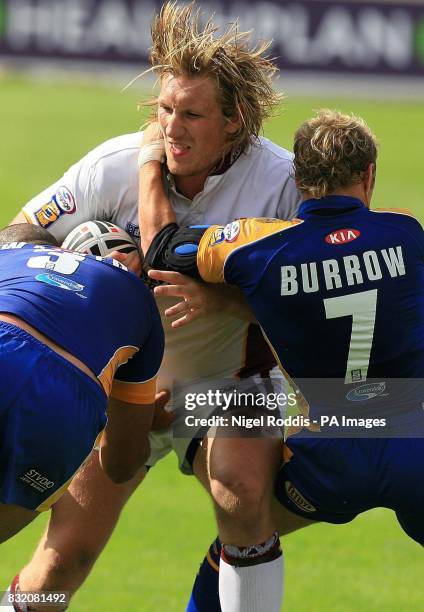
<box><xmin>21</xmin><ymin>133</ymin><xmax>141</xmax><ymax>243</ymax></box>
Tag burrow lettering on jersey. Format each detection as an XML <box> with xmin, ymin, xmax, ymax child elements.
<box><xmin>281</xmin><ymin>246</ymin><xmax>405</xmax><ymax>295</ymax></box>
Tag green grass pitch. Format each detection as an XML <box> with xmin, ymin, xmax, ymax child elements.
<box><xmin>0</xmin><ymin>74</ymin><xmax>423</xmax><ymax>611</ymax></box>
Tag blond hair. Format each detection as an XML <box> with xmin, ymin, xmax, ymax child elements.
<box><xmin>148</xmin><ymin>1</ymin><xmax>281</xmax><ymax>152</ymax></box>
<box><xmin>294</xmin><ymin>109</ymin><xmax>378</xmax><ymax>199</ymax></box>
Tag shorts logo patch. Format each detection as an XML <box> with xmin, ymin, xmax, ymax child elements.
<box><xmin>224</xmin><ymin>220</ymin><xmax>240</xmax><ymax>243</ymax></box>
<box><xmin>346</xmin><ymin>381</ymin><xmax>386</xmax><ymax>402</ymax></box>
<box><xmin>52</xmin><ymin>186</ymin><xmax>76</xmax><ymax>214</ymax></box>
<box><xmin>325</xmin><ymin>229</ymin><xmax>361</xmax><ymax>245</ymax></box>
<box><xmin>19</xmin><ymin>469</ymin><xmax>55</xmax><ymax>493</ymax></box>
<box><xmin>34</xmin><ymin>201</ymin><xmax>61</xmax><ymax>228</ymax></box>
<box><xmin>209</xmin><ymin>227</ymin><xmax>225</xmax><ymax>247</ymax></box>
<box><xmin>35</xmin><ymin>273</ymin><xmax>84</xmax><ymax>292</ymax></box>
<box><xmin>285</xmin><ymin>481</ymin><xmax>316</xmax><ymax>513</ymax></box>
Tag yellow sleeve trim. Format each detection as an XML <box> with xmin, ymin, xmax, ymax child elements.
<box><xmin>111</xmin><ymin>376</ymin><xmax>157</xmax><ymax>405</ymax></box>
<box><xmin>198</xmin><ymin>218</ymin><xmax>303</xmax><ymax>283</ymax></box>
<box><xmin>98</xmin><ymin>346</ymin><xmax>138</xmax><ymax>396</ymax></box>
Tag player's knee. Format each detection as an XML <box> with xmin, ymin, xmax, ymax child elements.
<box><xmin>210</xmin><ymin>469</ymin><xmax>269</xmax><ymax>519</ymax></box>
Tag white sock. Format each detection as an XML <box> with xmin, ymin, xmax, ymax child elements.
<box><xmin>219</xmin><ymin>550</ymin><xmax>284</xmax><ymax>611</ymax></box>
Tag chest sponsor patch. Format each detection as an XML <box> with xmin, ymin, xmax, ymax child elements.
<box><xmin>325</xmin><ymin>229</ymin><xmax>361</xmax><ymax>245</ymax></box>
<box><xmin>285</xmin><ymin>481</ymin><xmax>316</xmax><ymax>513</ymax></box>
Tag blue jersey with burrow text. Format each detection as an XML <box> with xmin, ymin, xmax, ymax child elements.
<box><xmin>198</xmin><ymin>197</ymin><xmax>424</xmax><ymax>421</ymax></box>
<box><xmin>0</xmin><ymin>243</ymin><xmax>164</xmax><ymax>402</ymax></box>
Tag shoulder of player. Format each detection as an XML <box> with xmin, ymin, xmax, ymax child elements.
<box><xmin>205</xmin><ymin>217</ymin><xmax>303</xmax><ymax>256</ymax></box>
<box><xmin>253</xmin><ymin>137</ymin><xmax>294</xmax><ymax>165</ymax></box>
<box><xmin>88</xmin><ymin>256</ymin><xmax>156</xmax><ymax>306</ymax></box>
<box><xmin>369</xmin><ymin>207</ymin><xmax>423</xmax><ymax>230</ymax></box>
<box><xmin>80</xmin><ymin>132</ymin><xmax>141</xmax><ymax>171</ymax></box>
<box><xmin>368</xmin><ymin>207</ymin><xmax>424</xmax><ymax>253</ymax></box>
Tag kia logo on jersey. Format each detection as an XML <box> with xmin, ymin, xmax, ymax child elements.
<box><xmin>325</xmin><ymin>229</ymin><xmax>361</xmax><ymax>244</ymax></box>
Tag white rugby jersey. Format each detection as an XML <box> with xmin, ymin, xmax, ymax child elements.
<box><xmin>22</xmin><ymin>132</ymin><xmax>301</xmax><ymax>404</ymax></box>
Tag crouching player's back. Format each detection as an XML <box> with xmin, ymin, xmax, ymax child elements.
<box><xmin>146</xmin><ymin>109</ymin><xmax>424</xmax><ymax>547</ymax></box>
<box><xmin>0</xmin><ymin>224</ymin><xmax>164</xmax><ymax>544</ymax></box>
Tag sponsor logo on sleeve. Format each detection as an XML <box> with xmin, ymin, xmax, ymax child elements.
<box><xmin>223</xmin><ymin>220</ymin><xmax>240</xmax><ymax>243</ymax></box>
<box><xmin>34</xmin><ymin>186</ymin><xmax>76</xmax><ymax>228</ymax></box>
<box><xmin>34</xmin><ymin>201</ymin><xmax>61</xmax><ymax>228</ymax></box>
<box><xmin>209</xmin><ymin>227</ymin><xmax>225</xmax><ymax>247</ymax></box>
<box><xmin>52</xmin><ymin>186</ymin><xmax>76</xmax><ymax>213</ymax></box>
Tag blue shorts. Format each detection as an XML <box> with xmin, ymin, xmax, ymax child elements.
<box><xmin>276</xmin><ymin>434</ymin><xmax>424</xmax><ymax>545</ymax></box>
<box><xmin>0</xmin><ymin>322</ymin><xmax>107</xmax><ymax>511</ymax></box>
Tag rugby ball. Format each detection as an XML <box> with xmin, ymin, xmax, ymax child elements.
<box><xmin>62</xmin><ymin>221</ymin><xmax>137</xmax><ymax>257</ymax></box>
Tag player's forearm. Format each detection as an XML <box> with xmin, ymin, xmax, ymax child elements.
<box><xmin>139</xmin><ymin>161</ymin><xmax>176</xmax><ymax>255</ymax></box>
<box><xmin>100</xmin><ymin>397</ymin><xmax>153</xmax><ymax>484</ymax></box>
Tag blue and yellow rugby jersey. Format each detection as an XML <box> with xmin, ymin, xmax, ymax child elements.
<box><xmin>0</xmin><ymin>243</ymin><xmax>164</xmax><ymax>404</ymax></box>
<box><xmin>197</xmin><ymin>196</ymin><xmax>424</xmax><ymax>420</ymax></box>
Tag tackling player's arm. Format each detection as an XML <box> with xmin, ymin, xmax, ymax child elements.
<box><xmin>138</xmin><ymin>130</ymin><xmax>255</xmax><ymax>325</ymax></box>
<box><xmin>100</xmin><ymin>395</ymin><xmax>155</xmax><ymax>484</ymax></box>
<box><xmin>138</xmin><ymin>124</ymin><xmax>174</xmax><ymax>256</ymax></box>
<box><xmin>100</xmin><ymin>308</ymin><xmax>165</xmax><ymax>484</ymax></box>
<box><xmin>145</xmin><ymin>217</ymin><xmax>301</xmax><ymax>285</ymax></box>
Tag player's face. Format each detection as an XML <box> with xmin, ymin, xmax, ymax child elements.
<box><xmin>158</xmin><ymin>73</ymin><xmax>240</xmax><ymax>197</ymax></box>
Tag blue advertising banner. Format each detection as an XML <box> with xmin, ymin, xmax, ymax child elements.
<box><xmin>0</xmin><ymin>0</ymin><xmax>423</xmax><ymax>77</ymax></box>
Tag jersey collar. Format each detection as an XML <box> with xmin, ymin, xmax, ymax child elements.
<box><xmin>209</xmin><ymin>144</ymin><xmax>244</xmax><ymax>176</ymax></box>
<box><xmin>165</xmin><ymin>145</ymin><xmax>246</xmax><ymax>200</ymax></box>
<box><xmin>298</xmin><ymin>195</ymin><xmax>366</xmax><ymax>218</ymax></box>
